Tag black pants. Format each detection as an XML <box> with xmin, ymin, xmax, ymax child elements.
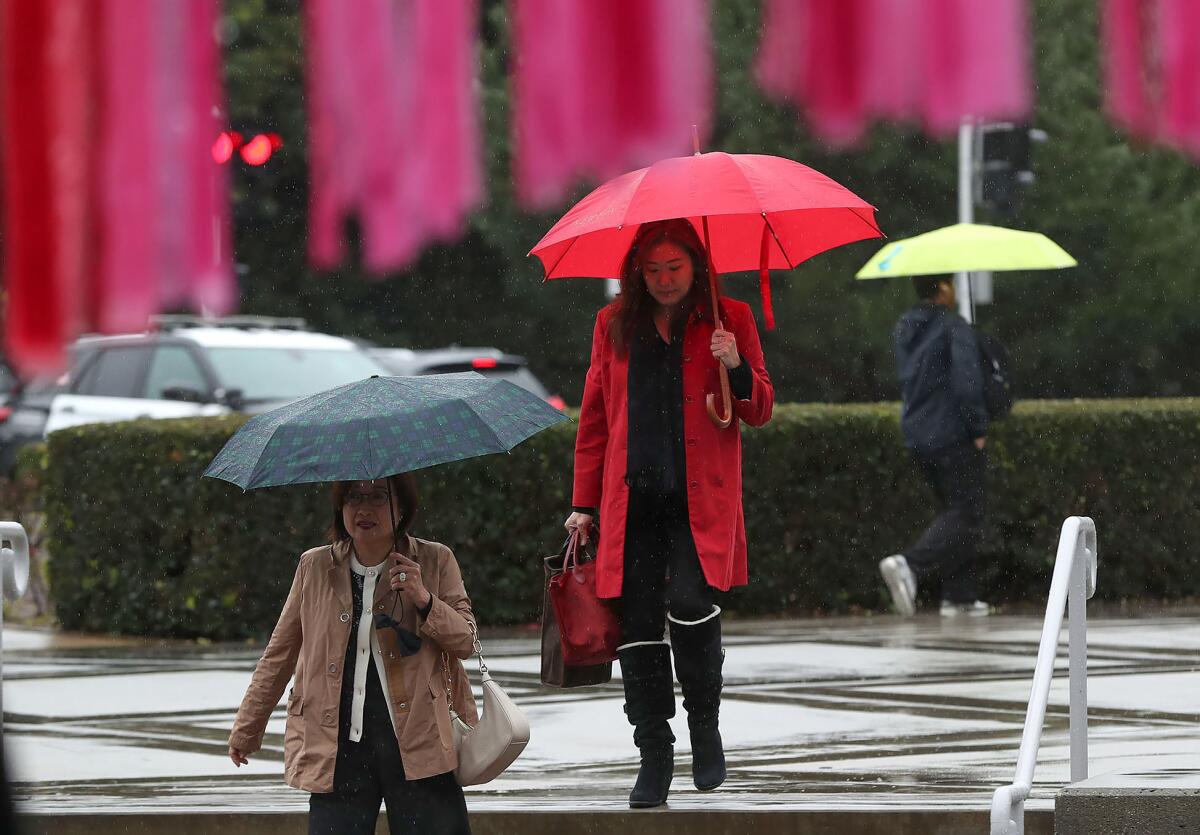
<box><xmin>309</xmin><ymin>666</ymin><xmax>470</xmax><ymax>835</ymax></box>
<box><xmin>904</xmin><ymin>441</ymin><xmax>986</xmax><ymax>604</ymax></box>
<box><xmin>621</xmin><ymin>488</ymin><xmax>715</xmax><ymax>644</ymax></box>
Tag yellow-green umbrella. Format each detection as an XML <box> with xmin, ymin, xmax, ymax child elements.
<box><xmin>855</xmin><ymin>223</ymin><xmax>1077</xmax><ymax>279</ymax></box>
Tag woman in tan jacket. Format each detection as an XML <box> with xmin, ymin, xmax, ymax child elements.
<box><xmin>229</xmin><ymin>475</ymin><xmax>477</xmax><ymax>835</ymax></box>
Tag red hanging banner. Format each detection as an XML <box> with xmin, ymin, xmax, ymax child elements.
<box><xmin>2</xmin><ymin>0</ymin><xmax>234</xmax><ymax>376</ymax></box>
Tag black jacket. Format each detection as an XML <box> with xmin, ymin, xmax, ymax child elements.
<box><xmin>894</xmin><ymin>302</ymin><xmax>987</xmax><ymax>454</ymax></box>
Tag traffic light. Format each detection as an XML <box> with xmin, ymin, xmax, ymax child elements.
<box><xmin>979</xmin><ymin>123</ymin><xmax>1046</xmax><ymax>216</ymax></box>
<box><xmin>211</xmin><ymin>131</ymin><xmax>283</xmax><ymax>166</ymax></box>
<box><xmin>211</xmin><ymin>130</ymin><xmax>240</xmax><ymax>164</ymax></box>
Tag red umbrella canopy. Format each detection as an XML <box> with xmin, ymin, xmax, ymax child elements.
<box><xmin>529</xmin><ymin>151</ymin><xmax>883</xmax><ymax>283</ymax></box>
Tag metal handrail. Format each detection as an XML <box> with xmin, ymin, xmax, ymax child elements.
<box><xmin>1</xmin><ymin>520</ymin><xmax>31</xmax><ymax>732</ymax></box>
<box><xmin>990</xmin><ymin>516</ymin><xmax>1098</xmax><ymax>835</ymax></box>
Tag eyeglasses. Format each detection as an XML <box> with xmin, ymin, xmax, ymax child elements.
<box><xmin>345</xmin><ymin>490</ymin><xmax>389</xmax><ymax>508</ymax></box>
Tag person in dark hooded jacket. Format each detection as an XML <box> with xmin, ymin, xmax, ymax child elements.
<box><xmin>879</xmin><ymin>275</ymin><xmax>991</xmax><ymax>617</ymax></box>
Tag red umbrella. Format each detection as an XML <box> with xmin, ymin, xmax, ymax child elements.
<box><xmin>529</xmin><ymin>150</ymin><xmax>883</xmax><ymax>426</ymax></box>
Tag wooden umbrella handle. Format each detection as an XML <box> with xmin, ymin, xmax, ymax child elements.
<box><xmin>700</xmin><ymin>214</ymin><xmax>734</xmax><ymax>429</ymax></box>
<box><xmin>706</xmin><ymin>367</ymin><xmax>733</xmax><ymax>428</ymax></box>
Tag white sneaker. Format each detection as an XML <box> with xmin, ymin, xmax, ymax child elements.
<box><xmin>879</xmin><ymin>555</ymin><xmax>917</xmax><ymax>616</ymax></box>
<box><xmin>940</xmin><ymin>600</ymin><xmax>991</xmax><ymax>618</ymax></box>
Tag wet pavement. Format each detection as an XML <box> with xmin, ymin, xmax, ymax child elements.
<box><xmin>4</xmin><ymin>612</ymin><xmax>1199</xmax><ymax>825</ymax></box>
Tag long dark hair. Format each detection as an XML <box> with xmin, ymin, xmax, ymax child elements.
<box><xmin>610</xmin><ymin>219</ymin><xmax>713</xmax><ymax>354</ymax></box>
<box><xmin>327</xmin><ymin>474</ymin><xmax>419</xmax><ymax>545</ymax></box>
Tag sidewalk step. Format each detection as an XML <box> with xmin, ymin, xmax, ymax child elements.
<box><xmin>1055</xmin><ymin>757</ymin><xmax>1200</xmax><ymax>835</ymax></box>
<box><xmin>21</xmin><ymin>808</ymin><xmax>1055</xmax><ymax>835</ymax></box>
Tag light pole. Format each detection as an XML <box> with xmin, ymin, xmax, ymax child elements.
<box><xmin>956</xmin><ymin>119</ymin><xmax>977</xmax><ymax>324</ymax></box>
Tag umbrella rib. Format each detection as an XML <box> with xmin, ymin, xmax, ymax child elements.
<box><xmin>761</xmin><ymin>214</ymin><xmax>795</xmax><ymax>269</ymax></box>
<box><xmin>542</xmin><ymin>232</ymin><xmax>584</xmax><ymax>280</ymax></box>
<box><xmin>464</xmin><ymin>382</ymin><xmax>521</xmax><ymax>453</ymax></box>
<box><xmin>614</xmin><ymin>166</ymin><xmax>653</xmax><ymax>229</ymax></box>
<box><xmin>848</xmin><ymin>206</ymin><xmax>885</xmax><ymax>239</ymax></box>
<box><xmin>542</xmin><ymin>167</ymin><xmax>653</xmax><ymax>279</ymax></box>
<box><xmin>728</xmin><ymin>156</ymin><xmax>801</xmax><ymax>270</ymax></box>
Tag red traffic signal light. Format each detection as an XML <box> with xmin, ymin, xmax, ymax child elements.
<box><xmin>212</xmin><ymin>131</ymin><xmax>282</xmax><ymax>165</ymax></box>
<box><xmin>240</xmin><ymin>133</ymin><xmax>283</xmax><ymax>166</ymax></box>
<box><xmin>211</xmin><ymin>131</ymin><xmax>242</xmax><ymax>164</ymax></box>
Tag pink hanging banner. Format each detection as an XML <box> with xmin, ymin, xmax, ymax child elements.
<box><xmin>304</xmin><ymin>0</ymin><xmax>355</xmax><ymax>269</ymax></box>
<box><xmin>799</xmin><ymin>0</ymin><xmax>869</xmax><ymax>146</ymax></box>
<box><xmin>757</xmin><ymin>0</ymin><xmax>1031</xmax><ymax>145</ymax></box>
<box><xmin>306</xmin><ymin>0</ymin><xmax>481</xmax><ymax>274</ymax></box>
<box><xmin>509</xmin><ymin>0</ymin><xmax>590</xmax><ymax>209</ymax></box>
<box><xmin>1103</xmin><ymin>0</ymin><xmax>1156</xmax><ymax>137</ymax></box>
<box><xmin>2</xmin><ymin>0</ymin><xmax>234</xmax><ymax>375</ymax></box>
<box><xmin>861</xmin><ymin>0</ymin><xmax>923</xmax><ymax>122</ymax></box>
<box><xmin>180</xmin><ymin>0</ymin><xmax>237</xmax><ymax>317</ymax></box>
<box><xmin>96</xmin><ymin>0</ymin><xmax>235</xmax><ymax>333</ymax></box>
<box><xmin>510</xmin><ymin>0</ymin><xmax>712</xmax><ymax>210</ymax></box>
<box><xmin>408</xmin><ymin>0</ymin><xmax>482</xmax><ymax>242</ymax></box>
<box><xmin>1103</xmin><ymin>0</ymin><xmax>1200</xmax><ymax>156</ymax></box>
<box><xmin>1158</xmin><ymin>0</ymin><xmax>1200</xmax><ymax>155</ymax></box>
<box><xmin>351</xmin><ymin>0</ymin><xmax>419</xmax><ymax>271</ymax></box>
<box><xmin>47</xmin><ymin>0</ymin><xmax>92</xmax><ymax>347</ymax></box>
<box><xmin>922</xmin><ymin>0</ymin><xmax>1031</xmax><ymax>135</ymax></box>
<box><xmin>95</xmin><ymin>0</ymin><xmax>163</xmax><ymax>333</ymax></box>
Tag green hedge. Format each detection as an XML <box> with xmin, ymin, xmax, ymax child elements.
<box><xmin>43</xmin><ymin>400</ymin><xmax>1200</xmax><ymax>640</ymax></box>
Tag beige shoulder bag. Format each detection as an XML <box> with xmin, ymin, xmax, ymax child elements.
<box><xmin>442</xmin><ymin>621</ymin><xmax>530</xmax><ymax>786</ymax></box>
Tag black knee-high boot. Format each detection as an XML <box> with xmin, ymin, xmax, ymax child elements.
<box><xmin>618</xmin><ymin>641</ymin><xmax>675</xmax><ymax>808</ymax></box>
<box><xmin>668</xmin><ymin>605</ymin><xmax>726</xmax><ymax>791</ymax></box>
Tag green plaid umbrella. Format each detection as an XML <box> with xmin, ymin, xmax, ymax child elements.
<box><xmin>203</xmin><ymin>373</ymin><xmax>568</xmax><ymax>490</ymax></box>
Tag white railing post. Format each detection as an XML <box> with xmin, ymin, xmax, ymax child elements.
<box><xmin>990</xmin><ymin>517</ymin><xmax>1098</xmax><ymax>835</ymax></box>
<box><xmin>1067</xmin><ymin>525</ymin><xmax>1094</xmax><ymax>783</ymax></box>
<box><xmin>0</xmin><ymin>520</ymin><xmax>32</xmax><ymax>733</ymax></box>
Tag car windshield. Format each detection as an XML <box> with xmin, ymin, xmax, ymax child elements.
<box><xmin>205</xmin><ymin>347</ymin><xmax>386</xmax><ymax>403</ymax></box>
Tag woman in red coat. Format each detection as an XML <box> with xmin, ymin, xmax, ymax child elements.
<box><xmin>564</xmin><ymin>219</ymin><xmax>773</xmax><ymax>808</ymax></box>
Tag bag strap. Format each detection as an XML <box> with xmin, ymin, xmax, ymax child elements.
<box><xmin>562</xmin><ymin>529</ymin><xmax>580</xmax><ymax>572</ymax></box>
<box><xmin>442</xmin><ymin>650</ymin><xmax>455</xmax><ymax>714</ymax></box>
<box><xmin>441</xmin><ymin>620</ymin><xmax>488</xmax><ymax>716</ymax></box>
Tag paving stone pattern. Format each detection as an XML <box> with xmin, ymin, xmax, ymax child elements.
<box><xmin>4</xmin><ymin>615</ymin><xmax>1199</xmax><ymax>816</ymax></box>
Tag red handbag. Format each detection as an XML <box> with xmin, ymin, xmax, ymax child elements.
<box><xmin>548</xmin><ymin>530</ymin><xmax>621</xmax><ymax>665</ymax></box>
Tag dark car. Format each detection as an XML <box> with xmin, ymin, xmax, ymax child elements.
<box><xmin>0</xmin><ymin>362</ymin><xmax>19</xmax><ymax>408</ymax></box>
<box><xmin>0</xmin><ymin>348</ymin><xmax>93</xmax><ymax>475</ymax></box>
<box><xmin>368</xmin><ymin>347</ymin><xmax>566</xmax><ymax>410</ymax></box>
<box><xmin>0</xmin><ymin>372</ymin><xmax>70</xmax><ymax>475</ymax></box>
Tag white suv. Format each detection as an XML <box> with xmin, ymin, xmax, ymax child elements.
<box><xmin>44</xmin><ymin>316</ymin><xmax>390</xmax><ymax>436</ymax></box>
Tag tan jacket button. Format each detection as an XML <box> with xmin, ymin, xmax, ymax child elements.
<box><xmin>340</xmin><ymin>613</ymin><xmax>350</xmax><ymax>622</ymax></box>
<box><xmin>328</xmin><ymin>663</ymin><xmax>337</xmax><ymax>674</ymax></box>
